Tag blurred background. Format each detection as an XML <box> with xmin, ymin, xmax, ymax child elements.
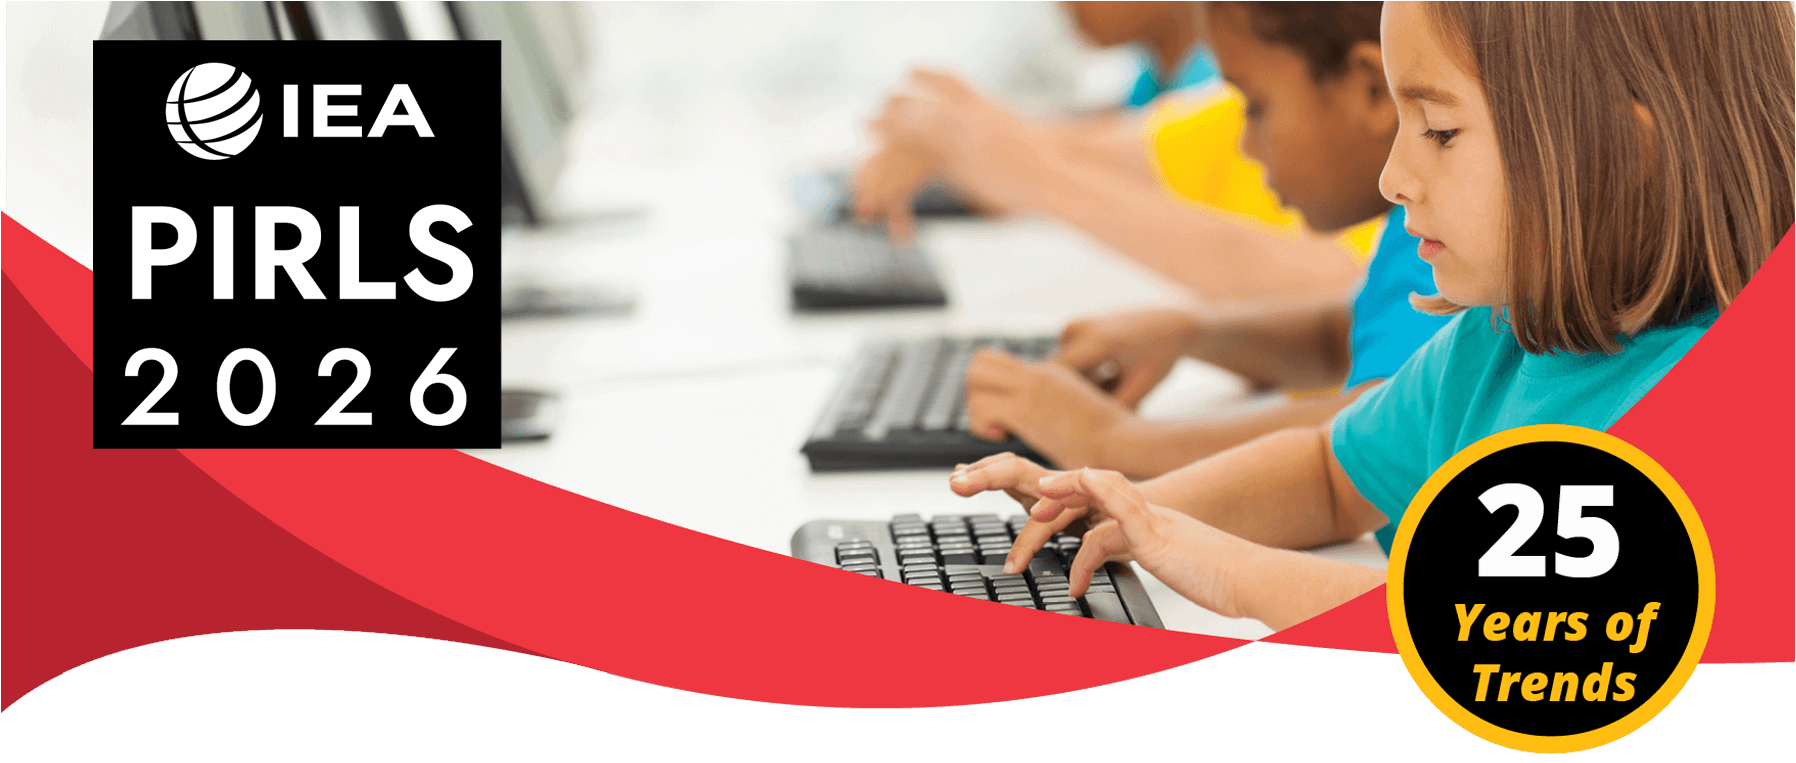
<box><xmin>6</xmin><ymin>2</ymin><xmax>1351</xmax><ymax>637</ymax></box>
<box><xmin>5</xmin><ymin>1</ymin><xmax>1144</xmax><ymax>261</ymax></box>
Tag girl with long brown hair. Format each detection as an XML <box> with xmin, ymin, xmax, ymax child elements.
<box><xmin>947</xmin><ymin>1</ymin><xmax>1794</xmax><ymax>629</ymax></box>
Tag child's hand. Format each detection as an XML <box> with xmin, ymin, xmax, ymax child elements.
<box><xmin>1036</xmin><ymin>468</ymin><xmax>1256</xmax><ymax>618</ymax></box>
<box><xmin>871</xmin><ymin>69</ymin><xmax>1054</xmax><ymax>213</ymax></box>
<box><xmin>1050</xmin><ymin>308</ymin><xmax>1201</xmax><ymax>408</ymax></box>
<box><xmin>948</xmin><ymin>452</ymin><xmax>1060</xmax><ymax>510</ymax></box>
<box><xmin>850</xmin><ymin>141</ymin><xmax>936</xmax><ymax>243</ymax></box>
<box><xmin>963</xmin><ymin>349</ymin><xmax>1135</xmax><ymax>471</ymax></box>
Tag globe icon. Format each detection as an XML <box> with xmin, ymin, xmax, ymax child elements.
<box><xmin>165</xmin><ymin>62</ymin><xmax>263</xmax><ymax>160</ymax></box>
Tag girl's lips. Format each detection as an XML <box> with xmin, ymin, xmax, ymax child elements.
<box><xmin>1418</xmin><ymin>239</ymin><xmax>1445</xmax><ymax>260</ymax></box>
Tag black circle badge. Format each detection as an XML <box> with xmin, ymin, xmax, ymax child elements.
<box><xmin>1387</xmin><ymin>425</ymin><xmax>1715</xmax><ymax>752</ymax></box>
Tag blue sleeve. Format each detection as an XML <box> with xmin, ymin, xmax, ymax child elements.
<box><xmin>1332</xmin><ymin>312</ymin><xmax>1464</xmax><ymax>552</ymax></box>
<box><xmin>1124</xmin><ymin>68</ymin><xmax>1160</xmax><ymax>109</ymax></box>
<box><xmin>1344</xmin><ymin>208</ymin><xmax>1455</xmax><ymax>387</ymax></box>
<box><xmin>1168</xmin><ymin>47</ymin><xmax>1219</xmax><ymax>92</ymax></box>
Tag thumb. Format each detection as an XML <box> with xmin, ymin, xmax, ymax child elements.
<box><xmin>1110</xmin><ymin>365</ymin><xmax>1162</xmax><ymax>408</ymax></box>
<box><xmin>885</xmin><ymin>203</ymin><xmax>917</xmax><ymax>245</ymax></box>
<box><xmin>1049</xmin><ymin>329</ymin><xmax>1110</xmax><ymax>373</ymax></box>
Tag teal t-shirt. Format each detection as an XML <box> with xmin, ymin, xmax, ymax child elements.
<box><xmin>1332</xmin><ymin>305</ymin><xmax>1717</xmax><ymax>552</ymax></box>
<box><xmin>1125</xmin><ymin>47</ymin><xmax>1219</xmax><ymax>108</ymax></box>
<box><xmin>1345</xmin><ymin>206</ymin><xmax>1453</xmax><ymax>387</ymax></box>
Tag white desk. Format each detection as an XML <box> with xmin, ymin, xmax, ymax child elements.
<box><xmin>473</xmin><ymin>161</ymin><xmax>1386</xmax><ymax>641</ymax></box>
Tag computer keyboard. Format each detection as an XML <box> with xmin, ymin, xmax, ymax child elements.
<box><xmin>791</xmin><ymin>513</ymin><xmax>1164</xmax><ymax>627</ymax></box>
<box><xmin>801</xmin><ymin>335</ymin><xmax>1054</xmax><ymax>471</ymax></box>
<box><xmin>788</xmin><ymin>225</ymin><xmax>948</xmax><ymax>310</ymax></box>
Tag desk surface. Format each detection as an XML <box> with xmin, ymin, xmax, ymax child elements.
<box><xmin>473</xmin><ymin>161</ymin><xmax>1386</xmax><ymax>641</ymax></box>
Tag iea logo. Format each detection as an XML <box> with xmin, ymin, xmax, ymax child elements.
<box><xmin>166</xmin><ymin>62</ymin><xmax>263</xmax><ymax>160</ymax></box>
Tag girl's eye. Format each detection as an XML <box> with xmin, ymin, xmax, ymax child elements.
<box><xmin>1423</xmin><ymin>128</ymin><xmax>1460</xmax><ymax>146</ymax></box>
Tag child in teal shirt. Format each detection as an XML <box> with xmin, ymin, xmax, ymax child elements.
<box><xmin>947</xmin><ymin>1</ymin><xmax>1791</xmax><ymax>630</ymax></box>
<box><xmin>1338</xmin><ymin>303</ymin><xmax>1717</xmax><ymax>553</ymax></box>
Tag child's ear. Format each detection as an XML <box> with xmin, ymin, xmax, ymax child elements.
<box><xmin>1346</xmin><ymin>41</ymin><xmax>1398</xmax><ymax>132</ymax></box>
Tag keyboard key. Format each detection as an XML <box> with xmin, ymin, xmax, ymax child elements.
<box><xmin>837</xmin><ymin>549</ymin><xmax>878</xmax><ymax>566</ymax></box>
<box><xmin>916</xmin><ymin>339</ymin><xmax>973</xmax><ymax>431</ymax></box>
<box><xmin>865</xmin><ymin>340</ymin><xmax>944</xmax><ymax>438</ymax></box>
<box><xmin>1028</xmin><ymin>557</ymin><xmax>1068</xmax><ymax>580</ymax></box>
<box><xmin>977</xmin><ymin>549</ymin><xmax>1009</xmax><ymax>565</ymax></box>
<box><xmin>1083</xmin><ymin>592</ymin><xmax>1130</xmax><ymax>624</ymax></box>
<box><xmin>940</xmin><ymin>549</ymin><xmax>979</xmax><ymax>565</ymax></box>
<box><xmin>892</xmin><ymin>513</ymin><xmax>923</xmax><ymax>524</ymax></box>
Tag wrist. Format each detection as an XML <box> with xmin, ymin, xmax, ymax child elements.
<box><xmin>1222</xmin><ymin>541</ymin><xmax>1275</xmax><ymax>622</ymax></box>
<box><xmin>1172</xmin><ymin>308</ymin><xmax>1207</xmax><ymax>358</ymax></box>
<box><xmin>1090</xmin><ymin>412</ymin><xmax>1144</xmax><ymax>473</ymax></box>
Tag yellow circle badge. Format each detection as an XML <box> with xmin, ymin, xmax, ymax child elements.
<box><xmin>1386</xmin><ymin>425</ymin><xmax>1714</xmax><ymax>753</ymax></box>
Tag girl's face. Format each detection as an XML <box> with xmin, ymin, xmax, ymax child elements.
<box><xmin>1377</xmin><ymin>1</ymin><xmax>1508</xmax><ymax>307</ymax></box>
<box><xmin>1207</xmin><ymin>4</ymin><xmax>1397</xmax><ymax>233</ymax></box>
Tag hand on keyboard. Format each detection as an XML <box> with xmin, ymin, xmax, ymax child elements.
<box><xmin>963</xmin><ymin>348</ymin><xmax>1133</xmax><ymax>469</ymax></box>
<box><xmin>949</xmin><ymin>451</ymin><xmax>1056</xmax><ymax>509</ymax></box>
<box><xmin>1050</xmin><ymin>309</ymin><xmax>1201</xmax><ymax>408</ymax></box>
<box><xmin>1032</xmin><ymin>468</ymin><xmax>1258</xmax><ymax>618</ymax></box>
<box><xmin>949</xmin><ymin>453</ymin><xmax>1112</xmax><ymax>570</ymax></box>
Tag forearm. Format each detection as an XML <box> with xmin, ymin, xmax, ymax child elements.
<box><xmin>1233</xmin><ymin>546</ymin><xmax>1387</xmax><ymax>630</ymax></box>
<box><xmin>1022</xmin><ymin>155</ymin><xmax>1361</xmax><ymax>301</ymax></box>
<box><xmin>1109</xmin><ymin>391</ymin><xmax>1366</xmax><ymax>478</ymax></box>
<box><xmin>1183</xmin><ymin>298</ymin><xmax>1355</xmax><ymax>389</ymax></box>
<box><xmin>1035</xmin><ymin>117</ymin><xmax>1159</xmax><ymax>189</ymax></box>
<box><xmin>1136</xmin><ymin>427</ymin><xmax>1383</xmax><ymax>549</ymax></box>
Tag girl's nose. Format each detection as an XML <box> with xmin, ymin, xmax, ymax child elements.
<box><xmin>1379</xmin><ymin>143</ymin><xmax>1418</xmax><ymax>205</ymax></box>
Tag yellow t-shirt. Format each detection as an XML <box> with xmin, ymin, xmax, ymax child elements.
<box><xmin>1145</xmin><ymin>87</ymin><xmax>1379</xmax><ymax>261</ymax></box>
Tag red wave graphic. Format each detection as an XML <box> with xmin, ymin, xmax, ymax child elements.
<box><xmin>1606</xmin><ymin>230</ymin><xmax>1795</xmax><ymax>662</ymax></box>
<box><xmin>3</xmin><ymin>214</ymin><xmax>1787</xmax><ymax>709</ymax></box>
<box><xmin>1</xmin><ymin>214</ymin><xmax>1243</xmax><ymax>709</ymax></box>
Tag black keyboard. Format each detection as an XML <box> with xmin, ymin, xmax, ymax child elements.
<box><xmin>788</xmin><ymin>225</ymin><xmax>947</xmax><ymax>310</ymax></box>
<box><xmin>801</xmin><ymin>335</ymin><xmax>1053</xmax><ymax>471</ymax></box>
<box><xmin>791</xmin><ymin>513</ymin><xmax>1163</xmax><ymax>627</ymax></box>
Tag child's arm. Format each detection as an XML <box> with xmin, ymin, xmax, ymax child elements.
<box><xmin>955</xmin><ymin>443</ymin><xmax>1388</xmax><ymax>629</ymax></box>
<box><xmin>1040</xmin><ymin>468</ymin><xmax>1385</xmax><ymax>629</ymax></box>
<box><xmin>1135</xmin><ymin>426</ymin><xmax>1386</xmax><ymax>550</ymax></box>
<box><xmin>1016</xmin><ymin>148</ymin><xmax>1361</xmax><ymax>300</ymax></box>
<box><xmin>964</xmin><ymin>350</ymin><xmax>1373</xmax><ymax>477</ymax></box>
<box><xmin>859</xmin><ymin>70</ymin><xmax>1361</xmax><ymax>300</ymax></box>
<box><xmin>963</xmin><ymin>300</ymin><xmax>1361</xmax><ymax>476</ymax></box>
<box><xmin>1112</xmin><ymin>389</ymin><xmax>1372</xmax><ymax>476</ymax></box>
<box><xmin>954</xmin><ymin>426</ymin><xmax>1385</xmax><ymax>558</ymax></box>
<box><xmin>1046</xmin><ymin>299</ymin><xmax>1354</xmax><ymax>400</ymax></box>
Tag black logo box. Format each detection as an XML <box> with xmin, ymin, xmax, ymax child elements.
<box><xmin>93</xmin><ymin>41</ymin><xmax>498</xmax><ymax>448</ymax></box>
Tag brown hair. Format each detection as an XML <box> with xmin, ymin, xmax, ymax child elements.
<box><xmin>1219</xmin><ymin>2</ymin><xmax>1384</xmax><ymax>81</ymax></box>
<box><xmin>1416</xmin><ymin>2</ymin><xmax>1795</xmax><ymax>354</ymax></box>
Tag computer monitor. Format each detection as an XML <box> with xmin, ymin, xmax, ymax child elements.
<box><xmin>100</xmin><ymin>1</ymin><xmax>341</xmax><ymax>42</ymax></box>
<box><xmin>304</xmin><ymin>1</ymin><xmax>408</xmax><ymax>41</ymax></box>
<box><xmin>445</xmin><ymin>1</ymin><xmax>583</xmax><ymax>226</ymax></box>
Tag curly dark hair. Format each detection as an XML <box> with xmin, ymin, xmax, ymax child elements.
<box><xmin>1213</xmin><ymin>2</ymin><xmax>1384</xmax><ymax>80</ymax></box>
